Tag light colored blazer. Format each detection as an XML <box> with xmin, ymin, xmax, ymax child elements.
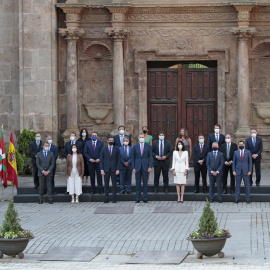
<box><xmin>171</xmin><ymin>150</ymin><xmax>189</xmax><ymax>173</ymax></box>
<box><xmin>65</xmin><ymin>154</ymin><xmax>84</xmax><ymax>177</ymax></box>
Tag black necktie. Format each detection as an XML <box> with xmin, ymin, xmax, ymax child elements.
<box><xmin>125</xmin><ymin>147</ymin><xmax>128</xmax><ymax>161</ymax></box>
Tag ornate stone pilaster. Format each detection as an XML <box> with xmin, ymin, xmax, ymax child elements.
<box><xmin>231</xmin><ymin>27</ymin><xmax>256</xmax><ymax>137</ymax></box>
<box><xmin>232</xmin><ymin>4</ymin><xmax>255</xmax><ymax>27</ymax></box>
<box><xmin>106</xmin><ymin>27</ymin><xmax>129</xmax><ymax>128</ymax></box>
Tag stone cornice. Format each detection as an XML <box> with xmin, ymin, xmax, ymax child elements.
<box><xmin>105</xmin><ymin>27</ymin><xmax>129</xmax><ymax>40</ymax></box>
<box><xmin>231</xmin><ymin>27</ymin><xmax>256</xmax><ymax>38</ymax></box>
<box><xmin>104</xmin><ymin>5</ymin><xmax>131</xmax><ymax>14</ymax></box>
<box><xmin>59</xmin><ymin>28</ymin><xmax>85</xmax><ymax>40</ymax></box>
<box><xmin>232</xmin><ymin>4</ymin><xmax>257</xmax><ymax>27</ymax></box>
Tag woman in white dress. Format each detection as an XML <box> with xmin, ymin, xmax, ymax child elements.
<box><xmin>171</xmin><ymin>140</ymin><xmax>189</xmax><ymax>202</ymax></box>
<box><xmin>65</xmin><ymin>145</ymin><xmax>84</xmax><ymax>203</ymax></box>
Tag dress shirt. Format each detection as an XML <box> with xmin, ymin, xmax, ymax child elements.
<box><xmin>157</xmin><ymin>140</ymin><xmax>164</xmax><ymax>157</ymax></box>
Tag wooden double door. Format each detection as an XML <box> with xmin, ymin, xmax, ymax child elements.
<box><xmin>147</xmin><ymin>68</ymin><xmax>217</xmax><ymax>148</ymax></box>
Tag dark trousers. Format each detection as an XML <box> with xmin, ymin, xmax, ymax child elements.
<box><xmin>194</xmin><ymin>165</ymin><xmax>207</xmax><ymax>191</ymax></box>
<box><xmin>33</xmin><ymin>164</ymin><xmax>39</xmax><ymax>187</ymax></box>
<box><xmin>44</xmin><ymin>167</ymin><xmax>56</xmax><ymax>192</ymax></box>
<box><xmin>209</xmin><ymin>174</ymin><xmax>222</xmax><ymax>201</ymax></box>
<box><xmin>154</xmin><ymin>161</ymin><xmax>169</xmax><ymax>190</ymax></box>
<box><xmin>88</xmin><ymin>162</ymin><xmax>103</xmax><ymax>192</ymax></box>
<box><xmin>120</xmin><ymin>167</ymin><xmax>132</xmax><ymax>192</ymax></box>
<box><xmin>135</xmin><ymin>169</ymin><xmax>148</xmax><ymax>201</ymax></box>
<box><xmin>104</xmin><ymin>170</ymin><xmax>117</xmax><ymax>200</ymax></box>
<box><xmin>236</xmin><ymin>173</ymin><xmax>250</xmax><ymax>201</ymax></box>
<box><xmin>222</xmin><ymin>164</ymin><xmax>235</xmax><ymax>189</ymax></box>
<box><xmin>250</xmin><ymin>157</ymin><xmax>261</xmax><ymax>185</ymax></box>
<box><xmin>39</xmin><ymin>175</ymin><xmax>52</xmax><ymax>200</ymax></box>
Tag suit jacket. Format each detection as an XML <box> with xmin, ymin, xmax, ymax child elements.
<box><xmin>84</xmin><ymin>139</ymin><xmax>104</xmax><ymax>162</ymax></box>
<box><xmin>245</xmin><ymin>136</ymin><xmax>263</xmax><ymax>159</ymax></box>
<box><xmin>131</xmin><ymin>143</ymin><xmax>152</xmax><ymax>172</ymax></box>
<box><xmin>36</xmin><ymin>151</ymin><xmax>55</xmax><ymax>177</ymax></box>
<box><xmin>232</xmin><ymin>149</ymin><xmax>252</xmax><ymax>175</ymax></box>
<box><xmin>152</xmin><ymin>140</ymin><xmax>172</xmax><ymax>167</ymax></box>
<box><xmin>119</xmin><ymin>145</ymin><xmax>133</xmax><ymax>170</ymax></box>
<box><xmin>206</xmin><ymin>151</ymin><xmax>224</xmax><ymax>175</ymax></box>
<box><xmin>100</xmin><ymin>146</ymin><xmax>121</xmax><ymax>172</ymax></box>
<box><xmin>193</xmin><ymin>144</ymin><xmax>210</xmax><ymax>167</ymax></box>
<box><xmin>220</xmin><ymin>142</ymin><xmax>238</xmax><ymax>162</ymax></box>
<box><xmin>30</xmin><ymin>140</ymin><xmax>43</xmax><ymax>164</ymax></box>
<box><xmin>63</xmin><ymin>140</ymin><xmax>82</xmax><ymax>159</ymax></box>
<box><xmin>171</xmin><ymin>150</ymin><xmax>189</xmax><ymax>173</ymax></box>
<box><xmin>113</xmin><ymin>134</ymin><xmax>132</xmax><ymax>147</ymax></box>
<box><xmin>49</xmin><ymin>144</ymin><xmax>58</xmax><ymax>164</ymax></box>
<box><xmin>208</xmin><ymin>133</ymin><xmax>225</xmax><ymax>151</ymax></box>
<box><xmin>65</xmin><ymin>153</ymin><xmax>84</xmax><ymax>177</ymax></box>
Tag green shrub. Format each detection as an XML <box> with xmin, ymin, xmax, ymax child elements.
<box><xmin>17</xmin><ymin>129</ymin><xmax>35</xmax><ymax>158</ymax></box>
<box><xmin>23</xmin><ymin>157</ymin><xmax>33</xmax><ymax>175</ymax></box>
<box><xmin>15</xmin><ymin>150</ymin><xmax>24</xmax><ymax>175</ymax></box>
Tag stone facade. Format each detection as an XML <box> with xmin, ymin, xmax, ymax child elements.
<box><xmin>1</xmin><ymin>0</ymin><xmax>270</xmax><ymax>167</ymax></box>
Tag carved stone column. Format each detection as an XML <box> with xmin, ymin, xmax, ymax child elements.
<box><xmin>57</xmin><ymin>3</ymin><xmax>85</xmax><ymax>140</ymax></box>
<box><xmin>106</xmin><ymin>28</ymin><xmax>129</xmax><ymax>127</ymax></box>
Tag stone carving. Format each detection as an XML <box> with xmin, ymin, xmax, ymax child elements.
<box><xmin>251</xmin><ymin>13</ymin><xmax>270</xmax><ymax>21</ymax></box>
<box><xmin>231</xmin><ymin>27</ymin><xmax>256</xmax><ymax>39</ymax></box>
<box><xmin>59</xmin><ymin>28</ymin><xmax>85</xmax><ymax>40</ymax></box>
<box><xmin>252</xmin><ymin>42</ymin><xmax>270</xmax><ymax>57</ymax></box>
<box><xmin>158</xmin><ymin>37</ymin><xmax>199</xmax><ymax>51</ymax></box>
<box><xmin>84</xmin><ymin>29</ymin><xmax>108</xmax><ymax>38</ymax></box>
<box><xmin>105</xmin><ymin>27</ymin><xmax>129</xmax><ymax>40</ymax></box>
<box><xmin>252</xmin><ymin>103</ymin><xmax>270</xmax><ymax>124</ymax></box>
<box><xmin>83</xmin><ymin>43</ymin><xmax>112</xmax><ymax>60</ymax></box>
<box><xmin>254</xmin><ymin>29</ymin><xmax>270</xmax><ymax>36</ymax></box>
<box><xmin>131</xmin><ymin>28</ymin><xmax>231</xmax><ymax>37</ymax></box>
<box><xmin>84</xmin><ymin>104</ymin><xmax>113</xmax><ymax>124</ymax></box>
<box><xmin>82</xmin><ymin>14</ymin><xmax>111</xmax><ymax>22</ymax></box>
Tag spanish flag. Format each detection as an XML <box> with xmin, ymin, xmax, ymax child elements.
<box><xmin>7</xmin><ymin>131</ymin><xmax>18</xmax><ymax>188</ymax></box>
<box><xmin>0</xmin><ymin>128</ymin><xmax>8</xmax><ymax>188</ymax></box>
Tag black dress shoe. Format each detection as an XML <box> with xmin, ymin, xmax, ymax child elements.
<box><xmin>256</xmin><ymin>183</ymin><xmax>260</xmax><ymax>187</ymax></box>
<box><xmin>43</xmin><ymin>190</ymin><xmax>47</xmax><ymax>194</ymax></box>
<box><xmin>65</xmin><ymin>192</ymin><xmax>69</xmax><ymax>195</ymax></box>
<box><xmin>38</xmin><ymin>199</ymin><xmax>43</xmax><ymax>204</ymax></box>
<box><xmin>230</xmin><ymin>189</ymin><xmax>235</xmax><ymax>194</ymax></box>
<box><xmin>104</xmin><ymin>199</ymin><xmax>109</xmax><ymax>203</ymax></box>
<box><xmin>120</xmin><ymin>191</ymin><xmax>125</xmax><ymax>194</ymax></box>
<box><xmin>113</xmin><ymin>200</ymin><xmax>117</xmax><ymax>203</ymax></box>
<box><xmin>235</xmin><ymin>200</ymin><xmax>240</xmax><ymax>203</ymax></box>
<box><xmin>91</xmin><ymin>191</ymin><xmax>96</xmax><ymax>194</ymax></box>
<box><xmin>49</xmin><ymin>200</ymin><xmax>53</xmax><ymax>204</ymax></box>
<box><xmin>154</xmin><ymin>189</ymin><xmax>158</xmax><ymax>194</ymax></box>
<box><xmin>136</xmin><ymin>200</ymin><xmax>140</xmax><ymax>203</ymax></box>
<box><xmin>222</xmin><ymin>189</ymin><xmax>227</xmax><ymax>194</ymax></box>
<box><xmin>117</xmin><ymin>181</ymin><xmax>120</xmax><ymax>185</ymax></box>
<box><xmin>194</xmin><ymin>190</ymin><xmax>199</xmax><ymax>193</ymax></box>
<box><xmin>203</xmin><ymin>190</ymin><xmax>208</xmax><ymax>194</ymax></box>
<box><xmin>143</xmin><ymin>200</ymin><xmax>148</xmax><ymax>203</ymax></box>
<box><xmin>52</xmin><ymin>191</ymin><xmax>57</xmax><ymax>195</ymax></box>
<box><xmin>210</xmin><ymin>199</ymin><xmax>213</xmax><ymax>203</ymax></box>
<box><xmin>246</xmin><ymin>200</ymin><xmax>251</xmax><ymax>204</ymax></box>
<box><xmin>127</xmin><ymin>192</ymin><xmax>132</xmax><ymax>194</ymax></box>
<box><xmin>218</xmin><ymin>200</ymin><xmax>223</xmax><ymax>203</ymax></box>
<box><xmin>34</xmin><ymin>185</ymin><xmax>39</xmax><ymax>189</ymax></box>
<box><xmin>164</xmin><ymin>189</ymin><xmax>168</xmax><ymax>194</ymax></box>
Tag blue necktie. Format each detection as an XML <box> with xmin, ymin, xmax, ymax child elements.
<box><xmin>44</xmin><ymin>152</ymin><xmax>47</xmax><ymax>161</ymax></box>
<box><xmin>125</xmin><ymin>147</ymin><xmax>128</xmax><ymax>161</ymax></box>
<box><xmin>253</xmin><ymin>138</ymin><xmax>256</xmax><ymax>148</ymax></box>
<box><xmin>227</xmin><ymin>144</ymin><xmax>230</xmax><ymax>160</ymax></box>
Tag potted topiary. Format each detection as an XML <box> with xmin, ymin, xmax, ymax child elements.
<box><xmin>187</xmin><ymin>198</ymin><xmax>231</xmax><ymax>259</ymax></box>
<box><xmin>0</xmin><ymin>197</ymin><xmax>34</xmax><ymax>259</ymax></box>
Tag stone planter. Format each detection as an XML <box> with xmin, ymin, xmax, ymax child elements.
<box><xmin>0</xmin><ymin>237</ymin><xmax>34</xmax><ymax>259</ymax></box>
<box><xmin>187</xmin><ymin>236</ymin><xmax>230</xmax><ymax>259</ymax></box>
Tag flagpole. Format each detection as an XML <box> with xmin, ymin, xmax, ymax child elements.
<box><xmin>1</xmin><ymin>185</ymin><xmax>4</xmax><ymax>201</ymax></box>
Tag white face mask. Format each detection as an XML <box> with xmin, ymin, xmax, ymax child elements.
<box><xmin>70</xmin><ymin>136</ymin><xmax>75</xmax><ymax>141</ymax></box>
<box><xmin>159</xmin><ymin>136</ymin><xmax>164</xmax><ymax>141</ymax></box>
<box><xmin>251</xmin><ymin>133</ymin><xmax>256</xmax><ymax>138</ymax></box>
<box><xmin>178</xmin><ymin>144</ymin><xmax>183</xmax><ymax>150</ymax></box>
<box><xmin>72</xmin><ymin>148</ymin><xmax>77</xmax><ymax>152</ymax></box>
<box><xmin>123</xmin><ymin>141</ymin><xmax>129</xmax><ymax>146</ymax></box>
<box><xmin>139</xmin><ymin>138</ymin><xmax>144</xmax><ymax>143</ymax></box>
<box><xmin>48</xmin><ymin>139</ymin><xmax>52</xmax><ymax>144</ymax></box>
<box><xmin>214</xmin><ymin>129</ymin><xmax>220</xmax><ymax>134</ymax></box>
<box><xmin>119</xmin><ymin>130</ymin><xmax>125</xmax><ymax>135</ymax></box>
<box><xmin>82</xmin><ymin>132</ymin><xmax>86</xmax><ymax>137</ymax></box>
<box><xmin>225</xmin><ymin>138</ymin><xmax>231</xmax><ymax>143</ymax></box>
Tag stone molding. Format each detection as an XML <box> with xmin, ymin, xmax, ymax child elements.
<box><xmin>231</xmin><ymin>27</ymin><xmax>256</xmax><ymax>39</ymax></box>
<box><xmin>105</xmin><ymin>27</ymin><xmax>129</xmax><ymax>40</ymax></box>
<box><xmin>59</xmin><ymin>28</ymin><xmax>85</xmax><ymax>40</ymax></box>
<box><xmin>233</xmin><ymin>4</ymin><xmax>255</xmax><ymax>27</ymax></box>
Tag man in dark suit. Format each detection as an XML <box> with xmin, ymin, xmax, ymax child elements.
<box><xmin>220</xmin><ymin>134</ymin><xmax>238</xmax><ymax>194</ymax></box>
<box><xmin>207</xmin><ymin>124</ymin><xmax>225</xmax><ymax>151</ymax></box>
<box><xmin>193</xmin><ymin>134</ymin><xmax>209</xmax><ymax>193</ymax></box>
<box><xmin>100</xmin><ymin>136</ymin><xmax>121</xmax><ymax>203</ymax></box>
<box><xmin>84</xmin><ymin>131</ymin><xmax>104</xmax><ymax>194</ymax></box>
<box><xmin>119</xmin><ymin>137</ymin><xmax>133</xmax><ymax>194</ymax></box>
<box><xmin>132</xmin><ymin>133</ymin><xmax>152</xmax><ymax>203</ymax></box>
<box><xmin>245</xmin><ymin>129</ymin><xmax>263</xmax><ymax>186</ymax></box>
<box><xmin>30</xmin><ymin>132</ymin><xmax>43</xmax><ymax>188</ymax></box>
<box><xmin>152</xmin><ymin>131</ymin><xmax>172</xmax><ymax>194</ymax></box>
<box><xmin>36</xmin><ymin>142</ymin><xmax>55</xmax><ymax>204</ymax></box>
<box><xmin>206</xmin><ymin>142</ymin><xmax>224</xmax><ymax>203</ymax></box>
<box><xmin>233</xmin><ymin>140</ymin><xmax>252</xmax><ymax>203</ymax></box>
<box><xmin>63</xmin><ymin>132</ymin><xmax>81</xmax><ymax>159</ymax></box>
<box><xmin>46</xmin><ymin>135</ymin><xmax>58</xmax><ymax>195</ymax></box>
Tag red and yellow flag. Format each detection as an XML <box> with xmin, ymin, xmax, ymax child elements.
<box><xmin>0</xmin><ymin>128</ymin><xmax>8</xmax><ymax>188</ymax></box>
<box><xmin>7</xmin><ymin>131</ymin><xmax>18</xmax><ymax>188</ymax></box>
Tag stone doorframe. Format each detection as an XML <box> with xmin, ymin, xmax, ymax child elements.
<box><xmin>134</xmin><ymin>48</ymin><xmax>230</xmax><ymax>134</ymax></box>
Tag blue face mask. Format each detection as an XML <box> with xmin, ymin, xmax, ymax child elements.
<box><xmin>82</xmin><ymin>132</ymin><xmax>86</xmax><ymax>137</ymax></box>
<box><xmin>212</xmin><ymin>147</ymin><xmax>218</xmax><ymax>151</ymax></box>
<box><xmin>35</xmin><ymin>137</ymin><xmax>41</xmax><ymax>141</ymax></box>
<box><xmin>44</xmin><ymin>147</ymin><xmax>49</xmax><ymax>151</ymax></box>
<box><xmin>92</xmin><ymin>136</ymin><xmax>97</xmax><ymax>141</ymax></box>
<box><xmin>199</xmin><ymin>139</ymin><xmax>204</xmax><ymax>144</ymax></box>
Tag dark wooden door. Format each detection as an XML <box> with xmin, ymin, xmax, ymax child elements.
<box><xmin>147</xmin><ymin>67</ymin><xmax>217</xmax><ymax>148</ymax></box>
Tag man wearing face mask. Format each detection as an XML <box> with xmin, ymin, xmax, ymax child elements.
<box><xmin>206</xmin><ymin>142</ymin><xmax>224</xmax><ymax>203</ymax></box>
<box><xmin>152</xmin><ymin>132</ymin><xmax>172</xmax><ymax>194</ymax></box>
<box><xmin>207</xmin><ymin>124</ymin><xmax>225</xmax><ymax>151</ymax></box>
<box><xmin>100</xmin><ymin>136</ymin><xmax>121</xmax><ymax>203</ymax></box>
<box><xmin>63</xmin><ymin>132</ymin><xmax>81</xmax><ymax>159</ymax></box>
<box><xmin>119</xmin><ymin>137</ymin><xmax>133</xmax><ymax>194</ymax></box>
<box><xmin>45</xmin><ymin>135</ymin><xmax>58</xmax><ymax>195</ymax></box>
<box><xmin>84</xmin><ymin>131</ymin><xmax>104</xmax><ymax>194</ymax></box>
<box><xmin>132</xmin><ymin>133</ymin><xmax>152</xmax><ymax>203</ymax></box>
<box><xmin>220</xmin><ymin>134</ymin><xmax>238</xmax><ymax>194</ymax></box>
<box><xmin>233</xmin><ymin>141</ymin><xmax>252</xmax><ymax>203</ymax></box>
<box><xmin>245</xmin><ymin>129</ymin><xmax>263</xmax><ymax>186</ymax></box>
<box><xmin>36</xmin><ymin>142</ymin><xmax>55</xmax><ymax>204</ymax></box>
<box><xmin>30</xmin><ymin>132</ymin><xmax>43</xmax><ymax>188</ymax></box>
<box><xmin>193</xmin><ymin>134</ymin><xmax>210</xmax><ymax>194</ymax></box>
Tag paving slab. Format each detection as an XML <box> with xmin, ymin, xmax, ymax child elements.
<box><xmin>94</xmin><ymin>206</ymin><xmax>134</xmax><ymax>214</ymax></box>
<box><xmin>153</xmin><ymin>206</ymin><xmax>193</xmax><ymax>213</ymax></box>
